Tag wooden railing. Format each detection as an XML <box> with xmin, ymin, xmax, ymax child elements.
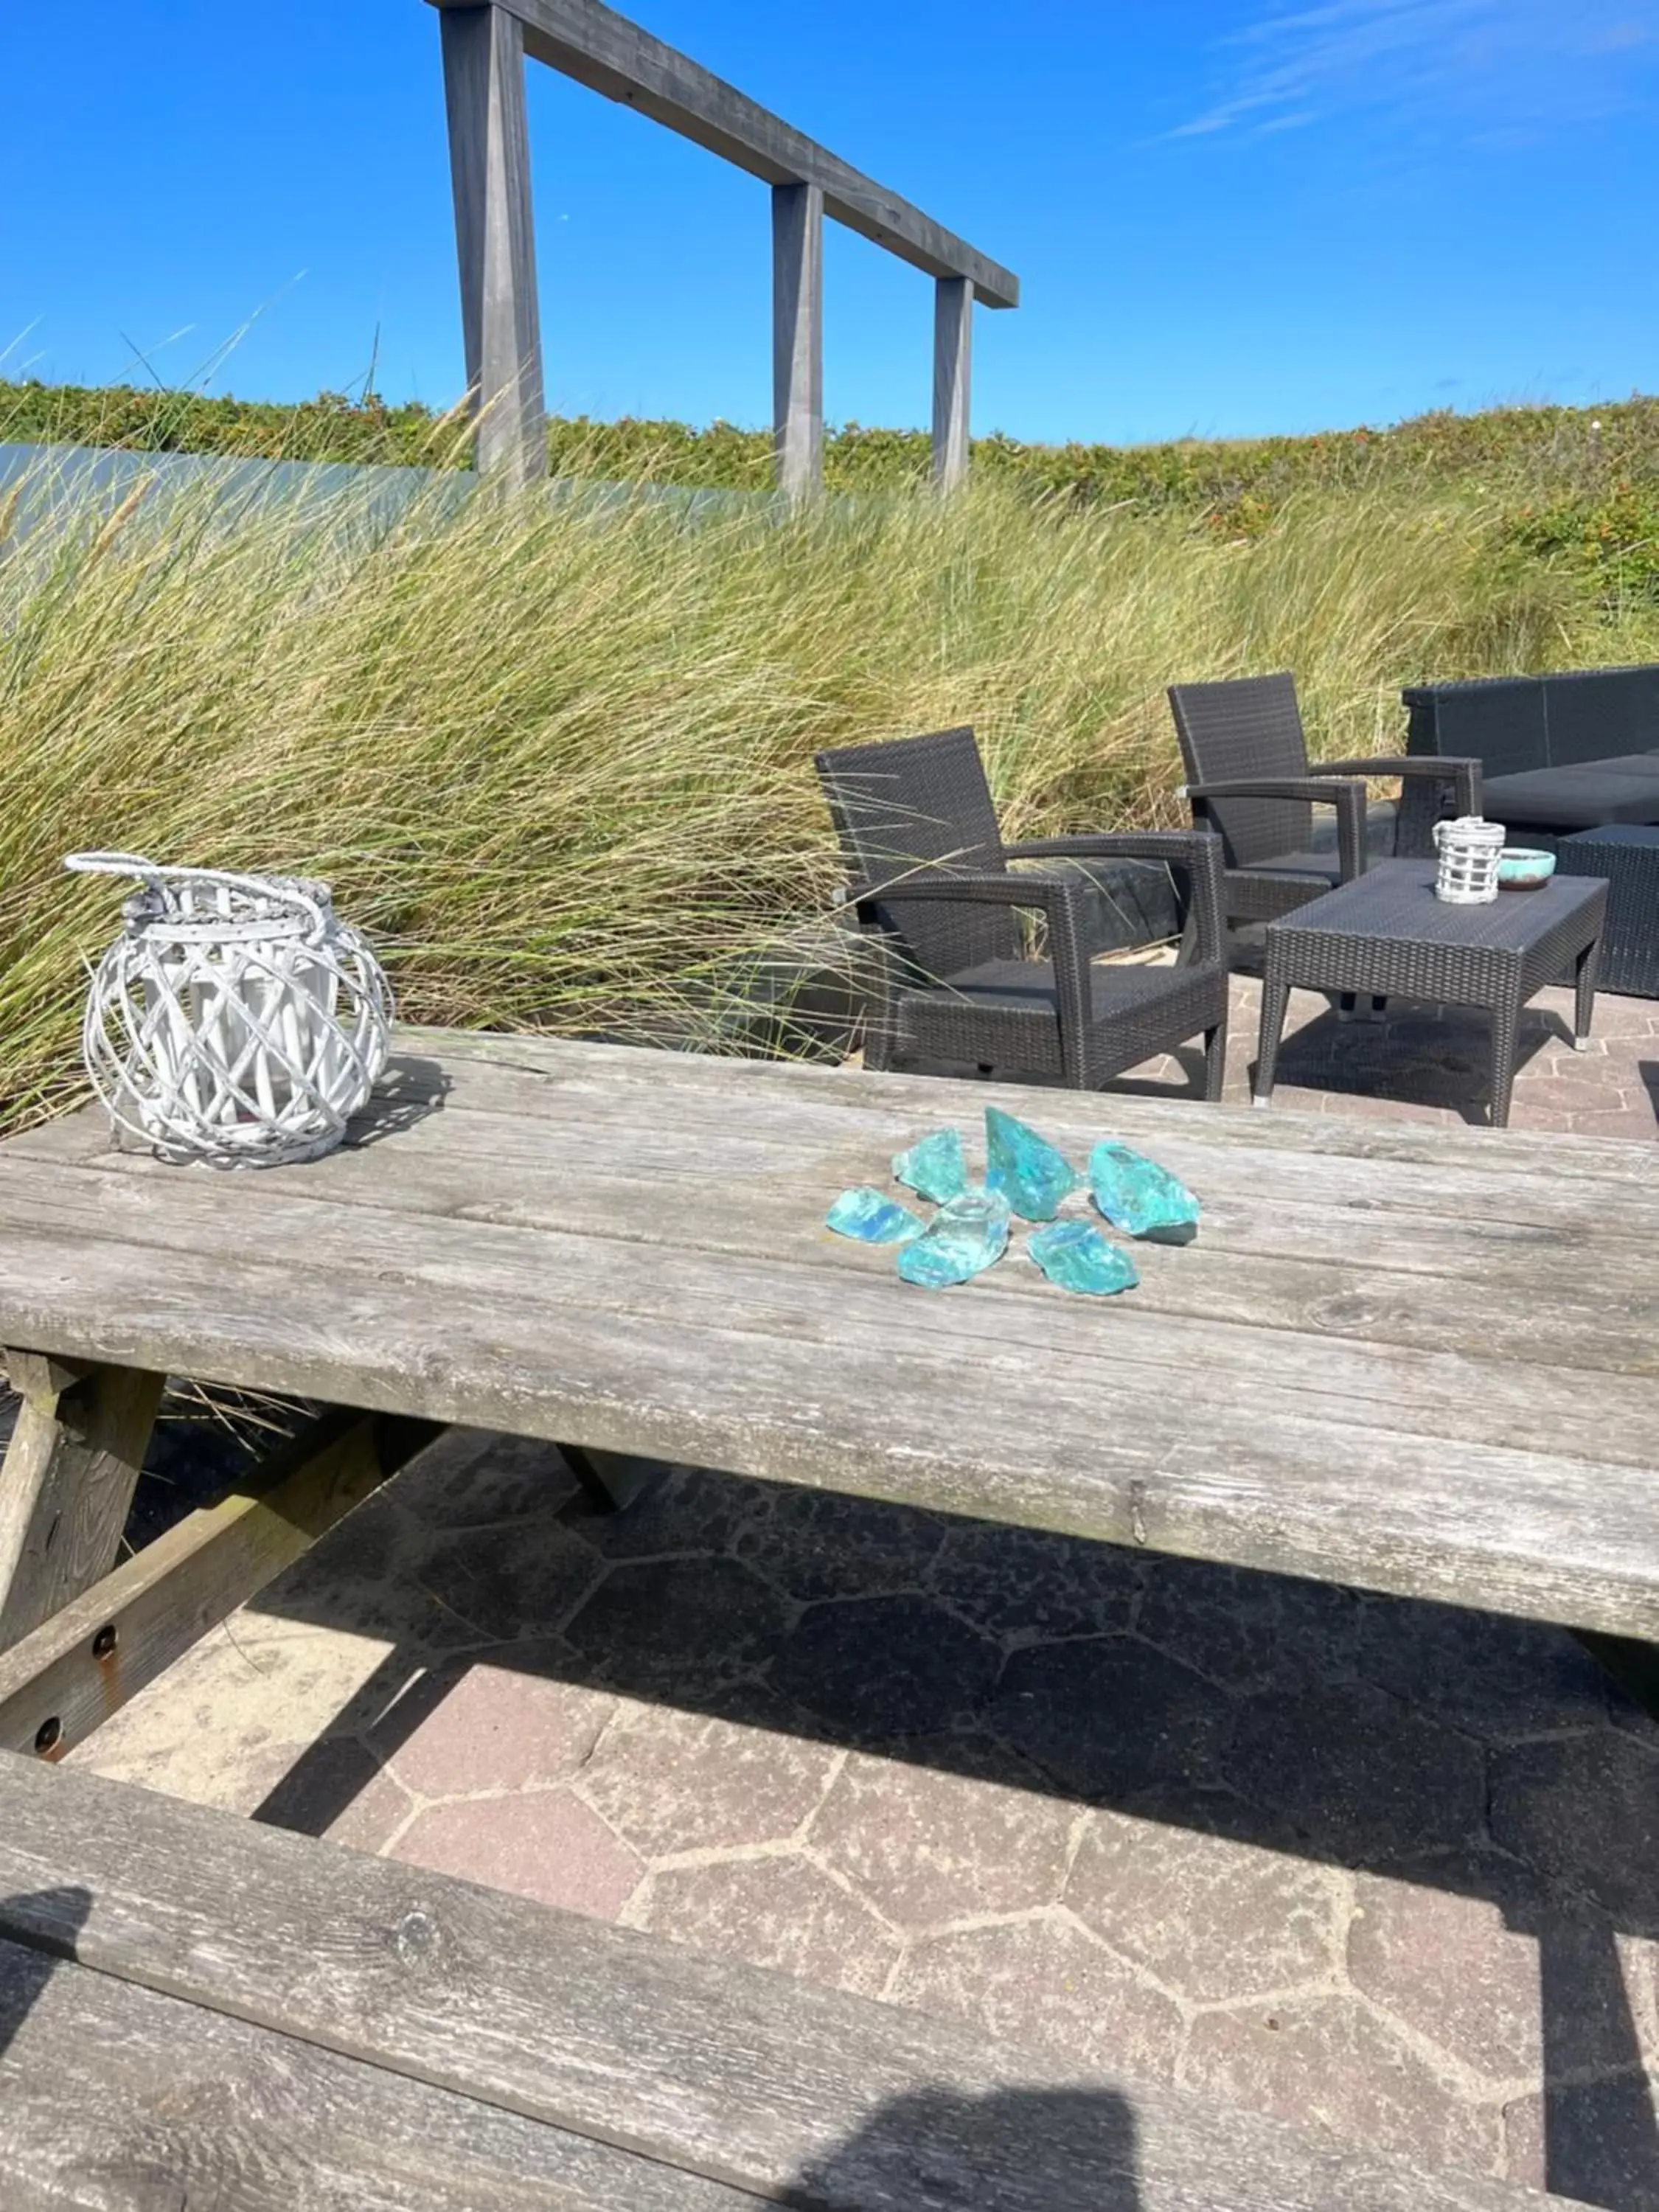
<box><xmin>427</xmin><ymin>0</ymin><xmax>1018</xmax><ymax>495</ymax></box>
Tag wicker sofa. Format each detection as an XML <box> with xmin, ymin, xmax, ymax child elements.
<box><xmin>1403</xmin><ymin>664</ymin><xmax>1659</xmax><ymax>845</ymax></box>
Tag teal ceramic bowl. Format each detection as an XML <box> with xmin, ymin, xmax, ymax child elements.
<box><xmin>1498</xmin><ymin>846</ymin><xmax>1557</xmax><ymax>890</ymax></box>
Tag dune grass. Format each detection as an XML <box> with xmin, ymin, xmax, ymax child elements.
<box><xmin>2</xmin><ymin>451</ymin><xmax>1657</xmax><ymax>1133</ymax></box>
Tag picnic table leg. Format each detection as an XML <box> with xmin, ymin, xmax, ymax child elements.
<box><xmin>558</xmin><ymin>1444</ymin><xmax>663</xmax><ymax>1514</ymax></box>
<box><xmin>0</xmin><ymin>1353</ymin><xmax>164</xmax><ymax>1649</ymax></box>
<box><xmin>1572</xmin><ymin>1630</ymin><xmax>1659</xmax><ymax>1725</ymax></box>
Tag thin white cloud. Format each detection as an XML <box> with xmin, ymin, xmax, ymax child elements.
<box><xmin>1176</xmin><ymin>0</ymin><xmax>1659</xmax><ymax>139</ymax></box>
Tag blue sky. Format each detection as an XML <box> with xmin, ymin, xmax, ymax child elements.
<box><xmin>7</xmin><ymin>0</ymin><xmax>1658</xmax><ymax>444</ymax></box>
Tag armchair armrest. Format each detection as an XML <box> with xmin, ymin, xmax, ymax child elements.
<box><xmin>1003</xmin><ymin>831</ymin><xmax>1225</xmax><ymax>969</ymax></box>
<box><xmin>1180</xmin><ymin>776</ymin><xmax>1366</xmax><ymax>883</ymax></box>
<box><xmin>1315</xmin><ymin>754</ymin><xmax>1481</xmax><ymax>817</ymax></box>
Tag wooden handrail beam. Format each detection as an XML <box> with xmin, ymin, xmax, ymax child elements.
<box><xmin>429</xmin><ymin>0</ymin><xmax>1019</xmax><ymax>307</ymax></box>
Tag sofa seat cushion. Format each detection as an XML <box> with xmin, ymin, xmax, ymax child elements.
<box><xmin>1483</xmin><ymin>766</ymin><xmax>1659</xmax><ymax>830</ymax></box>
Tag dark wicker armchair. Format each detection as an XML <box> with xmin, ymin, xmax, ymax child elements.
<box><xmin>815</xmin><ymin>726</ymin><xmax>1230</xmax><ymax>1099</ymax></box>
<box><xmin>1167</xmin><ymin>672</ymin><xmax>1482</xmax><ymax>936</ymax></box>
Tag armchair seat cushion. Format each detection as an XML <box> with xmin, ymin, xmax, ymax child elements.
<box><xmin>1244</xmin><ymin>849</ymin><xmax>1345</xmax><ymax>890</ymax></box>
<box><xmin>897</xmin><ymin>957</ymin><xmax>1224</xmax><ymax>1082</ymax></box>
<box><xmin>1482</xmin><ymin>766</ymin><xmax>1659</xmax><ymax>830</ymax></box>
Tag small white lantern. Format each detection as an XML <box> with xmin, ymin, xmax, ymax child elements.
<box><xmin>66</xmin><ymin>852</ymin><xmax>393</xmax><ymax>1166</ymax></box>
<box><xmin>1431</xmin><ymin>816</ymin><xmax>1507</xmax><ymax>906</ymax></box>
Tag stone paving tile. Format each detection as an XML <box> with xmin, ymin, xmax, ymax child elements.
<box><xmin>1349</xmin><ymin>1850</ymin><xmax>1641</xmax><ymax>2085</ymax></box>
<box><xmin>928</xmin><ymin>1521</ymin><xmax>1142</xmax><ymax>1642</ymax></box>
<box><xmin>562</xmin><ymin>1556</ymin><xmax>791</xmax><ymax>1691</ymax></box>
<box><xmin>1504</xmin><ymin>2079</ymin><xmax>1659</xmax><ymax>2208</ymax></box>
<box><xmin>390</xmin><ymin>1790</ymin><xmax>645</xmax><ymax>1918</ymax></box>
<box><xmin>809</xmin><ymin>1742</ymin><xmax>1078</xmax><ymax>1930</ymax></box>
<box><xmin>1490</xmin><ymin>1733</ymin><xmax>1659</xmax><ymax>1931</ymax></box>
<box><xmin>890</xmin><ymin>1913</ymin><xmax>1186</xmax><ymax>2076</ymax></box>
<box><xmin>375</xmin><ymin>1658</ymin><xmax>616</xmax><ymax>1798</ymax></box>
<box><xmin>1223</xmin><ymin>1679</ymin><xmax>1490</xmax><ymax>1866</ymax></box>
<box><xmin>732</xmin><ymin>1487</ymin><xmax>946</xmax><ymax>1603</ymax></box>
<box><xmin>576</xmin><ymin>1697</ymin><xmax>842</xmax><ymax>1858</ymax></box>
<box><xmin>1066</xmin><ymin>1804</ymin><xmax>1341</xmax><ymax>2004</ymax></box>
<box><xmin>985</xmin><ymin>1635</ymin><xmax>1227</xmax><ymax>1800</ymax></box>
<box><xmin>630</xmin><ymin>1853</ymin><xmax>900</xmax><ymax>1998</ymax></box>
<box><xmin>1182</xmin><ymin>1994</ymin><xmax>1502</xmax><ymax>2174</ymax></box>
<box><xmin>771</xmin><ymin>1593</ymin><xmax>1002</xmax><ymax>1740</ymax></box>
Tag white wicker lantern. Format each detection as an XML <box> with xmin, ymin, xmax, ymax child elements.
<box><xmin>1431</xmin><ymin>816</ymin><xmax>1507</xmax><ymax>906</ymax></box>
<box><xmin>66</xmin><ymin>852</ymin><xmax>393</xmax><ymax>1167</ymax></box>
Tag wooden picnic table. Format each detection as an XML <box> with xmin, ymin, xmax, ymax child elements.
<box><xmin>1</xmin><ymin>1026</ymin><xmax>1658</xmax><ymax>1680</ymax></box>
<box><xmin>0</xmin><ymin>1028</ymin><xmax>1644</xmax><ymax>2210</ymax></box>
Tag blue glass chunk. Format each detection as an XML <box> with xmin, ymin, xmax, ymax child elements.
<box><xmin>1028</xmin><ymin>1220</ymin><xmax>1139</xmax><ymax>1297</ymax></box>
<box><xmin>892</xmin><ymin>1127</ymin><xmax>969</xmax><ymax>1205</ymax></box>
<box><xmin>826</xmin><ymin>1186</ymin><xmax>925</xmax><ymax>1245</ymax></box>
<box><xmin>984</xmin><ymin>1107</ymin><xmax>1082</xmax><ymax>1222</ymax></box>
<box><xmin>1088</xmin><ymin>1141</ymin><xmax>1200</xmax><ymax>1243</ymax></box>
<box><xmin>896</xmin><ymin>1190</ymin><xmax>1012</xmax><ymax>1289</ymax></box>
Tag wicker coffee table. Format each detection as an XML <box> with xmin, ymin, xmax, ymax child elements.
<box><xmin>1254</xmin><ymin>859</ymin><xmax>1607</xmax><ymax>1128</ymax></box>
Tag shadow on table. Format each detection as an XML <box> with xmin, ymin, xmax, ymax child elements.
<box><xmin>247</xmin><ymin>1452</ymin><xmax>1659</xmax><ymax>2211</ymax></box>
<box><xmin>780</xmin><ymin>2086</ymin><xmax>1141</xmax><ymax>2211</ymax></box>
<box><xmin>0</xmin><ymin>1888</ymin><xmax>92</xmax><ymax>2060</ymax></box>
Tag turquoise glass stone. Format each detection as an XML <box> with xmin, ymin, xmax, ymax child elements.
<box><xmin>892</xmin><ymin>1126</ymin><xmax>969</xmax><ymax>1205</ymax></box>
<box><xmin>984</xmin><ymin>1107</ymin><xmax>1082</xmax><ymax>1222</ymax></box>
<box><xmin>825</xmin><ymin>1186</ymin><xmax>924</xmax><ymax>1245</ymax></box>
<box><xmin>896</xmin><ymin>1190</ymin><xmax>1012</xmax><ymax>1289</ymax></box>
<box><xmin>1088</xmin><ymin>1141</ymin><xmax>1200</xmax><ymax>1243</ymax></box>
<box><xmin>1028</xmin><ymin>1220</ymin><xmax>1139</xmax><ymax>1297</ymax></box>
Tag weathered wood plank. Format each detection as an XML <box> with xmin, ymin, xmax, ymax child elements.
<box><xmin>0</xmin><ymin>1411</ymin><xmax>441</xmax><ymax>1761</ymax></box>
<box><xmin>0</xmin><ymin>1934</ymin><xmax>757</xmax><ymax>2211</ymax></box>
<box><xmin>442</xmin><ymin>3</ymin><xmax>546</xmax><ymax>485</ymax></box>
<box><xmin>0</xmin><ymin>1758</ymin><xmax>1573</xmax><ymax>2211</ymax></box>
<box><xmin>772</xmin><ymin>181</ymin><xmax>824</xmax><ymax>500</ymax></box>
<box><xmin>0</xmin><ymin>1203</ymin><xmax>1655</xmax><ymax>1633</ymax></box>
<box><xmin>0</xmin><ymin>1356</ymin><xmax>163</xmax><ymax>1652</ymax></box>
<box><xmin>932</xmin><ymin>273</ymin><xmax>973</xmax><ymax>491</ymax></box>
<box><xmin>425</xmin><ymin>0</ymin><xmax>1019</xmax><ymax>307</ymax></box>
<box><xmin>389</xmin><ymin>1026</ymin><xmax>1659</xmax><ymax>1183</ymax></box>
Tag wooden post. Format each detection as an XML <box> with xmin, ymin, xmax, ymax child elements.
<box><xmin>932</xmin><ymin>274</ymin><xmax>973</xmax><ymax>493</ymax></box>
<box><xmin>0</xmin><ymin>1354</ymin><xmax>163</xmax><ymax>1652</ymax></box>
<box><xmin>771</xmin><ymin>181</ymin><xmax>824</xmax><ymax>501</ymax></box>
<box><xmin>440</xmin><ymin>4</ymin><xmax>548</xmax><ymax>487</ymax></box>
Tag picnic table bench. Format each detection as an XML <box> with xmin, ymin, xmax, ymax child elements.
<box><xmin>0</xmin><ymin>1027</ymin><xmax>1652</xmax><ymax>2207</ymax></box>
<box><xmin>0</xmin><ymin>1752</ymin><xmax>1585</xmax><ymax>2209</ymax></box>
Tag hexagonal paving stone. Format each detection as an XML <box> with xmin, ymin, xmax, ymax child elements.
<box><xmin>563</xmin><ymin>1557</ymin><xmax>790</xmax><ymax>1692</ymax></box>
<box><xmin>397</xmin><ymin>1430</ymin><xmax>580</xmax><ymax>1531</ymax></box>
<box><xmin>390</xmin><ymin>1790</ymin><xmax>643</xmax><ymax>1918</ymax></box>
<box><xmin>1503</xmin><ymin>2079</ymin><xmax>1659</xmax><ymax>2207</ymax></box>
<box><xmin>928</xmin><ymin>1521</ymin><xmax>1141</xmax><ymax>1643</ymax></box>
<box><xmin>378</xmin><ymin>1658</ymin><xmax>616</xmax><ymax>1799</ymax></box>
<box><xmin>576</xmin><ymin>1697</ymin><xmax>841</xmax><ymax>1858</ymax></box>
<box><xmin>560</xmin><ymin>1464</ymin><xmax>760</xmax><ymax>1560</ymax></box>
<box><xmin>248</xmin><ymin>1736</ymin><xmax>415</xmax><ymax>1853</ymax></box>
<box><xmin>1065</xmin><ymin>1804</ymin><xmax>1339</xmax><ymax>2003</ymax></box>
<box><xmin>733</xmin><ymin>1487</ymin><xmax>945</xmax><ymax>1603</ymax></box>
<box><xmin>1492</xmin><ymin>1733</ymin><xmax>1659</xmax><ymax>1931</ymax></box>
<box><xmin>985</xmin><ymin>1636</ymin><xmax>1225</xmax><ymax>1800</ymax></box>
<box><xmin>1350</xmin><ymin>1850</ymin><xmax>1640</xmax><ymax>2084</ymax></box>
<box><xmin>1135</xmin><ymin>1560</ymin><xmax>1365</xmax><ymax>1693</ymax></box>
<box><xmin>809</xmin><ymin>1744</ymin><xmax>1077</xmax><ymax>1930</ymax></box>
<box><xmin>890</xmin><ymin>1914</ymin><xmax>1184</xmax><ymax>2076</ymax></box>
<box><xmin>407</xmin><ymin>1516</ymin><xmax>606</xmax><ymax>1642</ymax></box>
<box><xmin>633</xmin><ymin>1853</ymin><xmax>900</xmax><ymax>1997</ymax></box>
<box><xmin>770</xmin><ymin>1594</ymin><xmax>1001</xmax><ymax>1740</ymax></box>
<box><xmin>1223</xmin><ymin>1680</ymin><xmax>1488</xmax><ymax>1867</ymax></box>
<box><xmin>1354</xmin><ymin>1599</ymin><xmax>1608</xmax><ymax>1742</ymax></box>
<box><xmin>1183</xmin><ymin>1995</ymin><xmax>1500</xmax><ymax>2174</ymax></box>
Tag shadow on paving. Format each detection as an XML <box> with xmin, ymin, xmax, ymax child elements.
<box><xmin>781</xmin><ymin>2087</ymin><xmax>1141</xmax><ymax>2211</ymax></box>
<box><xmin>244</xmin><ymin>1447</ymin><xmax>1659</xmax><ymax>2211</ymax></box>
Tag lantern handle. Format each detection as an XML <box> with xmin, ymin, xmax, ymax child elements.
<box><xmin>63</xmin><ymin>853</ymin><xmax>330</xmax><ymax>937</ymax></box>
